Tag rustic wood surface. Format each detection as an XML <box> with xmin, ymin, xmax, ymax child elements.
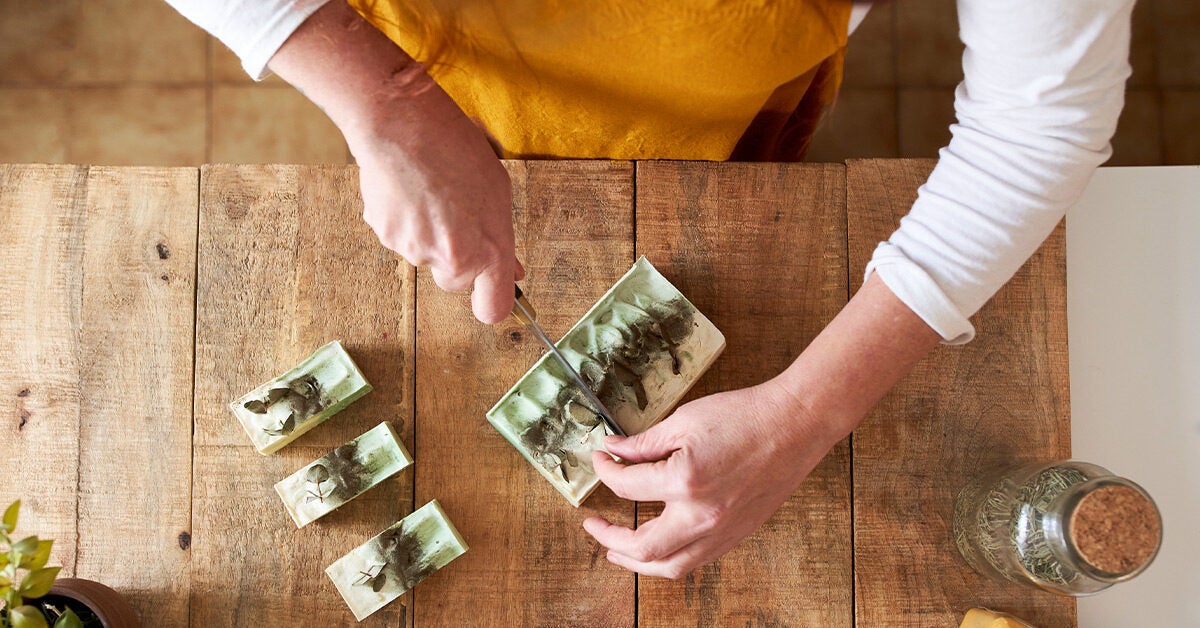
<box><xmin>414</xmin><ymin>161</ymin><xmax>637</xmax><ymax>626</ymax></box>
<box><xmin>846</xmin><ymin>159</ymin><xmax>1074</xmax><ymax>627</ymax></box>
<box><xmin>192</xmin><ymin>165</ymin><xmax>415</xmax><ymax>626</ymax></box>
<box><xmin>635</xmin><ymin>162</ymin><xmax>852</xmax><ymax>627</ymax></box>
<box><xmin>0</xmin><ymin>165</ymin><xmax>196</xmax><ymax>627</ymax></box>
<box><xmin>0</xmin><ymin>161</ymin><xmax>1074</xmax><ymax>627</ymax></box>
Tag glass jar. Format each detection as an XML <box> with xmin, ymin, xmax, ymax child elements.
<box><xmin>953</xmin><ymin>460</ymin><xmax>1162</xmax><ymax>595</ymax></box>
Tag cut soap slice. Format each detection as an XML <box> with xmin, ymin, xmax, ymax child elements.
<box><xmin>229</xmin><ymin>340</ymin><xmax>372</xmax><ymax>454</ymax></box>
<box><xmin>486</xmin><ymin>256</ymin><xmax>725</xmax><ymax>506</ymax></box>
<box><xmin>275</xmin><ymin>422</ymin><xmax>413</xmax><ymax>528</ymax></box>
<box><xmin>326</xmin><ymin>500</ymin><xmax>468</xmax><ymax>622</ymax></box>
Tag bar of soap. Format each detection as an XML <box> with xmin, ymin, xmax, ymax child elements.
<box><xmin>229</xmin><ymin>340</ymin><xmax>372</xmax><ymax>455</ymax></box>
<box><xmin>274</xmin><ymin>422</ymin><xmax>412</xmax><ymax>528</ymax></box>
<box><xmin>486</xmin><ymin>256</ymin><xmax>725</xmax><ymax>506</ymax></box>
<box><xmin>960</xmin><ymin>609</ymin><xmax>1036</xmax><ymax>628</ymax></box>
<box><xmin>326</xmin><ymin>500</ymin><xmax>468</xmax><ymax>621</ymax></box>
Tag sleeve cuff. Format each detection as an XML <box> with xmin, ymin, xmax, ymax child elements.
<box><xmin>864</xmin><ymin>242</ymin><xmax>976</xmax><ymax>345</ymax></box>
<box><xmin>237</xmin><ymin>0</ymin><xmax>332</xmax><ymax>80</ymax></box>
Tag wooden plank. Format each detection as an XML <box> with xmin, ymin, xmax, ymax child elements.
<box><xmin>846</xmin><ymin>159</ymin><xmax>1074</xmax><ymax>627</ymax></box>
<box><xmin>193</xmin><ymin>165</ymin><xmax>415</xmax><ymax>627</ymax></box>
<box><xmin>75</xmin><ymin>167</ymin><xmax>197</xmax><ymax>626</ymax></box>
<box><xmin>414</xmin><ymin>161</ymin><xmax>636</xmax><ymax>626</ymax></box>
<box><xmin>0</xmin><ymin>164</ymin><xmax>88</xmax><ymax>575</ymax></box>
<box><xmin>634</xmin><ymin>162</ymin><xmax>852</xmax><ymax>626</ymax></box>
<box><xmin>0</xmin><ymin>165</ymin><xmax>197</xmax><ymax>625</ymax></box>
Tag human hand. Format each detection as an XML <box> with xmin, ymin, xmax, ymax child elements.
<box><xmin>348</xmin><ymin>64</ymin><xmax>524</xmax><ymax>324</ymax></box>
<box><xmin>267</xmin><ymin>1</ymin><xmax>523</xmax><ymax>324</ymax></box>
<box><xmin>582</xmin><ymin>378</ymin><xmax>846</xmax><ymax>579</ymax></box>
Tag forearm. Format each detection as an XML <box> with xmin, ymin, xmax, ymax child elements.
<box><xmin>773</xmin><ymin>273</ymin><xmax>941</xmax><ymax>444</ymax></box>
<box><xmin>267</xmin><ymin>1</ymin><xmax>426</xmax><ymax>142</ymax></box>
<box><xmin>868</xmin><ymin>0</ymin><xmax>1130</xmax><ymax>344</ymax></box>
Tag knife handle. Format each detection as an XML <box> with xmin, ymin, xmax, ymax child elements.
<box><xmin>511</xmin><ymin>284</ymin><xmax>537</xmax><ymax>326</ymax></box>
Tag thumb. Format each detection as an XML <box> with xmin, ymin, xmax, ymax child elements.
<box><xmin>605</xmin><ymin>421</ymin><xmax>681</xmax><ymax>463</ymax></box>
<box><xmin>471</xmin><ymin>261</ymin><xmax>515</xmax><ymax>325</ymax></box>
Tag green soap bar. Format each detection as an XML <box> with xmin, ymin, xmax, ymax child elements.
<box><xmin>229</xmin><ymin>340</ymin><xmax>372</xmax><ymax>454</ymax></box>
<box><xmin>486</xmin><ymin>257</ymin><xmax>725</xmax><ymax>507</ymax></box>
<box><xmin>275</xmin><ymin>422</ymin><xmax>413</xmax><ymax>528</ymax></box>
<box><xmin>326</xmin><ymin>500</ymin><xmax>468</xmax><ymax>621</ymax></box>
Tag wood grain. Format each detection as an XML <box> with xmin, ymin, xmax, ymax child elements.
<box><xmin>846</xmin><ymin>159</ymin><xmax>1074</xmax><ymax>627</ymax></box>
<box><xmin>193</xmin><ymin>165</ymin><xmax>415</xmax><ymax>627</ymax></box>
<box><xmin>635</xmin><ymin>161</ymin><xmax>852</xmax><ymax>627</ymax></box>
<box><xmin>413</xmin><ymin>161</ymin><xmax>637</xmax><ymax>626</ymax></box>
<box><xmin>0</xmin><ymin>165</ymin><xmax>197</xmax><ymax>626</ymax></box>
<box><xmin>0</xmin><ymin>165</ymin><xmax>89</xmax><ymax>578</ymax></box>
<box><xmin>75</xmin><ymin>167</ymin><xmax>196</xmax><ymax>626</ymax></box>
<box><xmin>0</xmin><ymin>160</ymin><xmax>1077</xmax><ymax>627</ymax></box>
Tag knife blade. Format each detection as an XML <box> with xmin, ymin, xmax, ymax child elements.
<box><xmin>512</xmin><ymin>285</ymin><xmax>627</xmax><ymax>437</ymax></box>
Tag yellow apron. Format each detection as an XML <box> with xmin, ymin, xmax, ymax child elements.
<box><xmin>350</xmin><ymin>0</ymin><xmax>851</xmax><ymax>161</ymax></box>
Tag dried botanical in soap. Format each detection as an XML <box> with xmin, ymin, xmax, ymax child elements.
<box><xmin>275</xmin><ymin>422</ymin><xmax>413</xmax><ymax>528</ymax></box>
<box><xmin>326</xmin><ymin>500</ymin><xmax>468</xmax><ymax>621</ymax></box>
<box><xmin>229</xmin><ymin>341</ymin><xmax>372</xmax><ymax>455</ymax></box>
<box><xmin>488</xmin><ymin>257</ymin><xmax>725</xmax><ymax>507</ymax></box>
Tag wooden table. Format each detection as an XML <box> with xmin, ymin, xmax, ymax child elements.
<box><xmin>0</xmin><ymin>161</ymin><xmax>1072</xmax><ymax>627</ymax></box>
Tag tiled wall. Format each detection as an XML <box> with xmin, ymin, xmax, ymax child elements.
<box><xmin>0</xmin><ymin>0</ymin><xmax>349</xmax><ymax>166</ymax></box>
<box><xmin>809</xmin><ymin>0</ymin><xmax>1200</xmax><ymax>165</ymax></box>
<box><xmin>1</xmin><ymin>0</ymin><xmax>1196</xmax><ymax>166</ymax></box>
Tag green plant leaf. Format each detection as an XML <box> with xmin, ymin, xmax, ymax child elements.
<box><xmin>9</xmin><ymin>605</ymin><xmax>49</xmax><ymax>628</ymax></box>
<box><xmin>27</xmin><ymin>541</ymin><xmax>52</xmax><ymax>571</ymax></box>
<box><xmin>18</xmin><ymin>566</ymin><xmax>60</xmax><ymax>599</ymax></box>
<box><xmin>4</xmin><ymin>585</ymin><xmax>23</xmax><ymax>609</ymax></box>
<box><xmin>11</xmin><ymin>536</ymin><xmax>38</xmax><ymax>556</ymax></box>
<box><xmin>3</xmin><ymin>585</ymin><xmax>21</xmax><ymax>609</ymax></box>
<box><xmin>2</xmin><ymin>501</ymin><xmax>19</xmax><ymax>533</ymax></box>
<box><xmin>0</xmin><ymin>551</ymin><xmax>9</xmax><ymax>569</ymax></box>
<box><xmin>52</xmin><ymin>608</ymin><xmax>83</xmax><ymax>628</ymax></box>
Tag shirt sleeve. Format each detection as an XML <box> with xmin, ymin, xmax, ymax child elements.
<box><xmin>164</xmin><ymin>0</ymin><xmax>332</xmax><ymax>80</ymax></box>
<box><xmin>864</xmin><ymin>0</ymin><xmax>1133</xmax><ymax>344</ymax></box>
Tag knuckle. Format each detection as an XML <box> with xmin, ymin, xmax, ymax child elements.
<box><xmin>694</xmin><ymin>506</ymin><xmax>723</xmax><ymax>534</ymax></box>
<box><xmin>439</xmin><ymin>256</ymin><xmax>473</xmax><ymax>279</ymax></box>
<box><xmin>609</xmin><ymin>482</ymin><xmax>635</xmax><ymax>501</ymax></box>
<box><xmin>676</xmin><ymin>468</ymin><xmax>705</xmax><ymax>499</ymax></box>
<box><xmin>628</xmin><ymin>542</ymin><xmax>657</xmax><ymax>563</ymax></box>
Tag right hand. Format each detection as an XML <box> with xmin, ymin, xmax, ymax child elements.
<box><xmin>348</xmin><ymin>62</ymin><xmax>524</xmax><ymax>324</ymax></box>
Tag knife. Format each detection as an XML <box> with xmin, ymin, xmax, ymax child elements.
<box><xmin>511</xmin><ymin>285</ymin><xmax>627</xmax><ymax>437</ymax></box>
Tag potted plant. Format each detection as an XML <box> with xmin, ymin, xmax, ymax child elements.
<box><xmin>1</xmin><ymin>501</ymin><xmax>137</xmax><ymax>628</ymax></box>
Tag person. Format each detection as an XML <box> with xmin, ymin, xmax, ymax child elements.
<box><xmin>165</xmin><ymin>0</ymin><xmax>1133</xmax><ymax>579</ymax></box>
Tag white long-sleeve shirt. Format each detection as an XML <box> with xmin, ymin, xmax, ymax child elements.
<box><xmin>166</xmin><ymin>0</ymin><xmax>1132</xmax><ymax>344</ymax></box>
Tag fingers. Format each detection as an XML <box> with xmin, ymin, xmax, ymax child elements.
<box><xmin>592</xmin><ymin>451</ymin><xmax>678</xmax><ymax>502</ymax></box>
<box><xmin>428</xmin><ymin>257</ymin><xmax>520</xmax><ymax>325</ymax></box>
<box><xmin>582</xmin><ymin>506</ymin><xmax>700</xmax><ymax>566</ymax></box>
<box><xmin>471</xmin><ymin>261</ymin><xmax>515</xmax><ymax>324</ymax></box>
<box><xmin>604</xmin><ymin>534</ymin><xmax>738</xmax><ymax>580</ymax></box>
<box><xmin>604</xmin><ymin>422</ymin><xmax>682</xmax><ymax>463</ymax></box>
<box><xmin>429</xmin><ymin>266</ymin><xmax>474</xmax><ymax>293</ymax></box>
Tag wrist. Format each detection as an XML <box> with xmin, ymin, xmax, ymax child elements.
<box><xmin>767</xmin><ymin>273</ymin><xmax>943</xmax><ymax>444</ymax></box>
<box><xmin>268</xmin><ymin>1</ymin><xmax>430</xmax><ymax>144</ymax></box>
<box><xmin>761</xmin><ymin>369</ymin><xmax>857</xmax><ymax>451</ymax></box>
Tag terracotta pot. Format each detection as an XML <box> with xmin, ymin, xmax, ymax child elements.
<box><xmin>46</xmin><ymin>579</ymin><xmax>139</xmax><ymax>628</ymax></box>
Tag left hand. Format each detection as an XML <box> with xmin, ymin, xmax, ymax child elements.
<box><xmin>582</xmin><ymin>377</ymin><xmax>846</xmax><ymax>579</ymax></box>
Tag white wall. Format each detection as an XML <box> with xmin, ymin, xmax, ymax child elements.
<box><xmin>1067</xmin><ymin>166</ymin><xmax>1200</xmax><ymax>627</ymax></box>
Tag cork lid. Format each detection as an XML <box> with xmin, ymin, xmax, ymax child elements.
<box><xmin>1068</xmin><ymin>484</ymin><xmax>1162</xmax><ymax>575</ymax></box>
